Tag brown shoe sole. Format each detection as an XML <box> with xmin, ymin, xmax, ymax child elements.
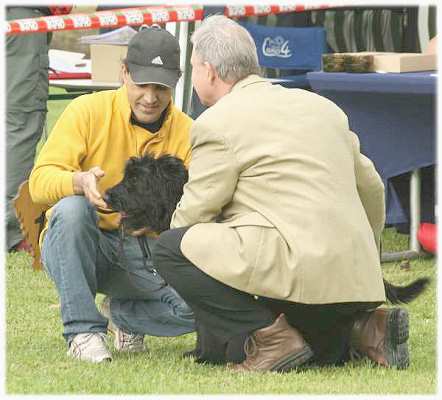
<box><xmin>386</xmin><ymin>308</ymin><xmax>409</xmax><ymax>369</ymax></box>
<box><xmin>270</xmin><ymin>345</ymin><xmax>314</xmax><ymax>373</ymax></box>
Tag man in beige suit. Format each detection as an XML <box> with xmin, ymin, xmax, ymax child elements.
<box><xmin>152</xmin><ymin>15</ymin><xmax>409</xmax><ymax>372</ymax></box>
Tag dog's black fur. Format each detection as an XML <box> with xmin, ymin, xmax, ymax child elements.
<box><xmin>383</xmin><ymin>278</ymin><xmax>429</xmax><ymax>304</ymax></box>
<box><xmin>105</xmin><ymin>153</ymin><xmax>188</xmax><ymax>234</ymax></box>
<box><xmin>105</xmin><ymin>153</ymin><xmax>430</xmax><ymax>305</ymax></box>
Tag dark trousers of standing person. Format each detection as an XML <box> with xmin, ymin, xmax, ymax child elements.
<box><xmin>152</xmin><ymin>227</ymin><xmax>383</xmax><ymax>366</ymax></box>
<box><xmin>6</xmin><ymin>7</ymin><xmax>52</xmax><ymax>250</ymax></box>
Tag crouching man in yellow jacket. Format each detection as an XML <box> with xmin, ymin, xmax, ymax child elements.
<box><xmin>29</xmin><ymin>26</ymin><xmax>195</xmax><ymax>363</ymax></box>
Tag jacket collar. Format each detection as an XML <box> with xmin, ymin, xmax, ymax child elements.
<box><xmin>230</xmin><ymin>74</ymin><xmax>269</xmax><ymax>93</ymax></box>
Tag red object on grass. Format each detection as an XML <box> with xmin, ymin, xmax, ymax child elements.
<box><xmin>417</xmin><ymin>223</ymin><xmax>437</xmax><ymax>254</ymax></box>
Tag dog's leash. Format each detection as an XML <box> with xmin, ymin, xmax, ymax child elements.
<box><xmin>137</xmin><ymin>235</ymin><xmax>152</xmax><ymax>264</ymax></box>
<box><xmin>136</xmin><ymin>235</ymin><xmax>166</xmax><ymax>280</ymax></box>
<box><xmin>98</xmin><ymin>207</ymin><xmax>165</xmax><ymax>288</ymax></box>
<box><xmin>117</xmin><ymin>221</ymin><xmax>166</xmax><ymax>290</ymax></box>
<box><xmin>137</xmin><ymin>235</ymin><xmax>162</xmax><ymax>276</ymax></box>
<box><xmin>97</xmin><ymin>207</ymin><xmax>133</xmax><ymax>269</ymax></box>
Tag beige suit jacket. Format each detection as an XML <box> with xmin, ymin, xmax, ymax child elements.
<box><xmin>171</xmin><ymin>75</ymin><xmax>386</xmax><ymax>304</ymax></box>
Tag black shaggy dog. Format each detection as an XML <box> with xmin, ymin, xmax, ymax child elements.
<box><xmin>105</xmin><ymin>153</ymin><xmax>429</xmax><ymax>305</ymax></box>
<box><xmin>105</xmin><ymin>153</ymin><xmax>188</xmax><ymax>235</ymax></box>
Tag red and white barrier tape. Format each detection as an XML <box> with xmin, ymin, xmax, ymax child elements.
<box><xmin>225</xmin><ymin>4</ymin><xmax>331</xmax><ymax>18</ymax></box>
<box><xmin>5</xmin><ymin>5</ymin><xmax>204</xmax><ymax>35</ymax></box>
<box><xmin>6</xmin><ymin>4</ymin><xmax>333</xmax><ymax>35</ymax></box>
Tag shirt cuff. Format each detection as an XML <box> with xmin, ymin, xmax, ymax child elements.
<box><xmin>61</xmin><ymin>171</ymin><xmax>76</xmax><ymax>198</ymax></box>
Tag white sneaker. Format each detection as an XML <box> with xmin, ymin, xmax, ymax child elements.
<box><xmin>99</xmin><ymin>296</ymin><xmax>146</xmax><ymax>353</ymax></box>
<box><xmin>67</xmin><ymin>332</ymin><xmax>112</xmax><ymax>363</ymax></box>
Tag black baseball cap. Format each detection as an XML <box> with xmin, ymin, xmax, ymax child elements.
<box><xmin>126</xmin><ymin>26</ymin><xmax>181</xmax><ymax>88</ymax></box>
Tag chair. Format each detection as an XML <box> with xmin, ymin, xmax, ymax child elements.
<box><xmin>241</xmin><ymin>22</ymin><xmax>328</xmax><ymax>89</ymax></box>
<box><xmin>13</xmin><ymin>180</ymin><xmax>48</xmax><ymax>270</ymax></box>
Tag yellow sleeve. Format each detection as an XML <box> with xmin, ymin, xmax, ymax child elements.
<box><xmin>29</xmin><ymin>98</ymin><xmax>90</xmax><ymax>205</ymax></box>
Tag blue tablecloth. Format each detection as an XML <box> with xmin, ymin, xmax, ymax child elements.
<box><xmin>307</xmin><ymin>71</ymin><xmax>437</xmax><ymax>94</ymax></box>
<box><xmin>307</xmin><ymin>71</ymin><xmax>437</xmax><ymax>225</ymax></box>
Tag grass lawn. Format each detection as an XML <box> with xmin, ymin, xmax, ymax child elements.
<box><xmin>4</xmin><ymin>88</ymin><xmax>437</xmax><ymax>394</ymax></box>
<box><xmin>5</xmin><ymin>229</ymin><xmax>437</xmax><ymax>395</ymax></box>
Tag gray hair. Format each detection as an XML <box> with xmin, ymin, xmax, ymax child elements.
<box><xmin>191</xmin><ymin>15</ymin><xmax>261</xmax><ymax>83</ymax></box>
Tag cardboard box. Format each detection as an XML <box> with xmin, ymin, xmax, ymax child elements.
<box><xmin>323</xmin><ymin>52</ymin><xmax>437</xmax><ymax>73</ymax></box>
<box><xmin>369</xmin><ymin>52</ymin><xmax>436</xmax><ymax>73</ymax></box>
<box><xmin>90</xmin><ymin>44</ymin><xmax>128</xmax><ymax>83</ymax></box>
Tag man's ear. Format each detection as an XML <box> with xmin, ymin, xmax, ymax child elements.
<box><xmin>120</xmin><ymin>64</ymin><xmax>129</xmax><ymax>84</ymax></box>
<box><xmin>204</xmin><ymin>62</ymin><xmax>218</xmax><ymax>85</ymax></box>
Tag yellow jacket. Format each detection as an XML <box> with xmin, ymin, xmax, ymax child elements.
<box><xmin>30</xmin><ymin>85</ymin><xmax>192</xmax><ymax>234</ymax></box>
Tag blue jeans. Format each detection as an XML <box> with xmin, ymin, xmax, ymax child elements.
<box><xmin>41</xmin><ymin>196</ymin><xmax>195</xmax><ymax>342</ymax></box>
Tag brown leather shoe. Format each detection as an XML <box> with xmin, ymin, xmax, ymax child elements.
<box><xmin>231</xmin><ymin>314</ymin><xmax>313</xmax><ymax>373</ymax></box>
<box><xmin>350</xmin><ymin>308</ymin><xmax>409</xmax><ymax>369</ymax></box>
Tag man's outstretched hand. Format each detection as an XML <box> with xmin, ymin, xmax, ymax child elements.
<box><xmin>73</xmin><ymin>166</ymin><xmax>109</xmax><ymax>209</ymax></box>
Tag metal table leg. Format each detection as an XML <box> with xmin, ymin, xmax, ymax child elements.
<box><xmin>409</xmin><ymin>168</ymin><xmax>422</xmax><ymax>253</ymax></box>
<box><xmin>381</xmin><ymin>169</ymin><xmax>422</xmax><ymax>263</ymax></box>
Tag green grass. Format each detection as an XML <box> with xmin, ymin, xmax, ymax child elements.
<box><xmin>5</xmin><ymin>228</ymin><xmax>437</xmax><ymax>395</ymax></box>
<box><xmin>47</xmin><ymin>87</ymin><xmax>72</xmax><ymax>133</ymax></box>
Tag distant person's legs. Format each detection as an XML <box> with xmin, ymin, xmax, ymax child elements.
<box><xmin>6</xmin><ymin>7</ymin><xmax>51</xmax><ymax>251</ymax></box>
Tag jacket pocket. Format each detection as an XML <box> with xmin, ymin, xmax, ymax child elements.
<box><xmin>224</xmin><ymin>212</ymin><xmax>274</xmax><ymax>228</ymax></box>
